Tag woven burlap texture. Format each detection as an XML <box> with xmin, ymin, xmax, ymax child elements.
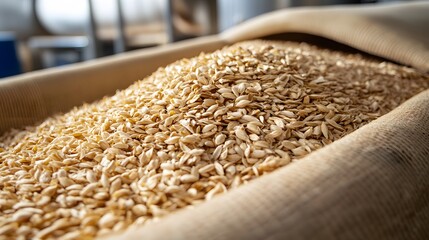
<box><xmin>220</xmin><ymin>2</ymin><xmax>429</xmax><ymax>71</ymax></box>
<box><xmin>1</xmin><ymin>2</ymin><xmax>428</xmax><ymax>134</ymax></box>
<box><xmin>0</xmin><ymin>2</ymin><xmax>428</xmax><ymax>239</ymax></box>
<box><xmin>0</xmin><ymin>36</ymin><xmax>225</xmax><ymax>134</ymax></box>
<box><xmin>108</xmin><ymin>89</ymin><xmax>429</xmax><ymax>240</ymax></box>
<box><xmin>105</xmin><ymin>2</ymin><xmax>429</xmax><ymax>239</ymax></box>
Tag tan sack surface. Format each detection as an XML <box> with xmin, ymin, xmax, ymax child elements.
<box><xmin>107</xmin><ymin>89</ymin><xmax>429</xmax><ymax>240</ymax></box>
<box><xmin>0</xmin><ymin>36</ymin><xmax>225</xmax><ymax>134</ymax></box>
<box><xmin>0</xmin><ymin>2</ymin><xmax>428</xmax><ymax>239</ymax></box>
<box><xmin>105</xmin><ymin>2</ymin><xmax>429</xmax><ymax>240</ymax></box>
<box><xmin>220</xmin><ymin>2</ymin><xmax>429</xmax><ymax>71</ymax></box>
<box><xmin>1</xmin><ymin>2</ymin><xmax>429</xmax><ymax>134</ymax></box>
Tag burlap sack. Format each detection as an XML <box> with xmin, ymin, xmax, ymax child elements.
<box><xmin>0</xmin><ymin>36</ymin><xmax>225</xmax><ymax>134</ymax></box>
<box><xmin>106</xmin><ymin>2</ymin><xmax>429</xmax><ymax>240</ymax></box>
<box><xmin>109</xmin><ymin>88</ymin><xmax>429</xmax><ymax>240</ymax></box>
<box><xmin>0</xmin><ymin>2</ymin><xmax>428</xmax><ymax>239</ymax></box>
<box><xmin>1</xmin><ymin>2</ymin><xmax>428</xmax><ymax>135</ymax></box>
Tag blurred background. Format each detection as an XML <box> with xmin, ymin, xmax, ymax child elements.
<box><xmin>0</xmin><ymin>0</ymin><xmax>423</xmax><ymax>78</ymax></box>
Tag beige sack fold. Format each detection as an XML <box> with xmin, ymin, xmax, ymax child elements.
<box><xmin>221</xmin><ymin>2</ymin><xmax>429</xmax><ymax>71</ymax></box>
<box><xmin>0</xmin><ymin>36</ymin><xmax>225</xmax><ymax>134</ymax></box>
<box><xmin>108</xmin><ymin>89</ymin><xmax>429</xmax><ymax>240</ymax></box>
<box><xmin>105</xmin><ymin>2</ymin><xmax>429</xmax><ymax>240</ymax></box>
<box><xmin>1</xmin><ymin>2</ymin><xmax>429</xmax><ymax>134</ymax></box>
<box><xmin>0</xmin><ymin>2</ymin><xmax>428</xmax><ymax>239</ymax></box>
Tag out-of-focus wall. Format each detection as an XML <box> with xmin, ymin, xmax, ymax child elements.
<box><xmin>0</xmin><ymin>0</ymin><xmax>45</xmax><ymax>39</ymax></box>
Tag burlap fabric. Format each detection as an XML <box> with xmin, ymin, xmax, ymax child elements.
<box><xmin>1</xmin><ymin>2</ymin><xmax>428</xmax><ymax>239</ymax></box>
<box><xmin>0</xmin><ymin>36</ymin><xmax>225</xmax><ymax>134</ymax></box>
<box><xmin>109</xmin><ymin>89</ymin><xmax>429</xmax><ymax>240</ymax></box>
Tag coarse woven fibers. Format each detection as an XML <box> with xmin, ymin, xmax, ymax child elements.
<box><xmin>0</xmin><ymin>40</ymin><xmax>428</xmax><ymax>239</ymax></box>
